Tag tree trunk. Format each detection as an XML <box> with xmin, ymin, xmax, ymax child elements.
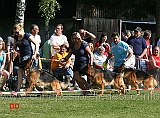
<box><xmin>15</xmin><ymin>0</ymin><xmax>26</xmax><ymax>25</ymax></box>
<box><xmin>156</xmin><ymin>0</ymin><xmax>160</xmax><ymax>36</ymax></box>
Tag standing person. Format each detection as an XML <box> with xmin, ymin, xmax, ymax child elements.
<box><xmin>94</xmin><ymin>33</ymin><xmax>110</xmax><ymax>56</ymax></box>
<box><xmin>110</xmin><ymin>32</ymin><xmax>133</xmax><ymax>72</ymax></box>
<box><xmin>0</xmin><ymin>37</ymin><xmax>10</xmax><ymax>91</ymax></box>
<box><xmin>143</xmin><ymin>30</ymin><xmax>152</xmax><ymax>59</ymax></box>
<box><xmin>41</xmin><ymin>39</ymin><xmax>51</xmax><ymax>70</ymax></box>
<box><xmin>127</xmin><ymin>27</ymin><xmax>147</xmax><ymax>70</ymax></box>
<box><xmin>152</xmin><ymin>29</ymin><xmax>160</xmax><ymax>47</ymax></box>
<box><xmin>12</xmin><ymin>23</ymin><xmax>39</xmax><ymax>92</ymax></box>
<box><xmin>121</xmin><ymin>32</ymin><xmax>128</xmax><ymax>42</ymax></box>
<box><xmin>50</xmin><ymin>24</ymin><xmax>69</xmax><ymax>56</ymax></box>
<box><xmin>79</xmin><ymin>29</ymin><xmax>96</xmax><ymax>43</ymax></box>
<box><xmin>30</xmin><ymin>24</ymin><xmax>41</xmax><ymax>69</ymax></box>
<box><xmin>6</xmin><ymin>30</ymin><xmax>15</xmax><ymax>76</ymax></box>
<box><xmin>61</xmin><ymin>32</ymin><xmax>93</xmax><ymax>95</ymax></box>
<box><xmin>125</xmin><ymin>31</ymin><xmax>131</xmax><ymax>39</ymax></box>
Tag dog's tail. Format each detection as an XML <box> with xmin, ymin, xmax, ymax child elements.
<box><xmin>60</xmin><ymin>79</ymin><xmax>70</xmax><ymax>89</ymax></box>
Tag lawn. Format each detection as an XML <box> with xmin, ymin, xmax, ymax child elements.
<box><xmin>0</xmin><ymin>90</ymin><xmax>160</xmax><ymax>118</ymax></box>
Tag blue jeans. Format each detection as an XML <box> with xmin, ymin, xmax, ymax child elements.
<box><xmin>33</xmin><ymin>59</ymin><xmax>38</xmax><ymax>69</ymax></box>
<box><xmin>52</xmin><ymin>67</ymin><xmax>73</xmax><ymax>79</ymax></box>
<box><xmin>135</xmin><ymin>57</ymin><xmax>142</xmax><ymax>70</ymax></box>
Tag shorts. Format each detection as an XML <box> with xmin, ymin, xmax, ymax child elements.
<box><xmin>73</xmin><ymin>63</ymin><xmax>88</xmax><ymax>75</ymax></box>
<box><xmin>18</xmin><ymin>55</ymin><xmax>32</xmax><ymax>69</ymax></box>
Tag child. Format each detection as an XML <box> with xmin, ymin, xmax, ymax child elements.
<box><xmin>0</xmin><ymin>37</ymin><xmax>10</xmax><ymax>91</ymax></box>
<box><xmin>50</xmin><ymin>44</ymin><xmax>73</xmax><ymax>81</ymax></box>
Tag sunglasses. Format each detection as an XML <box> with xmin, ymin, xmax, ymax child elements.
<box><xmin>61</xmin><ymin>48</ymin><xmax>67</xmax><ymax>50</ymax></box>
<box><xmin>14</xmin><ymin>31</ymin><xmax>20</xmax><ymax>35</ymax></box>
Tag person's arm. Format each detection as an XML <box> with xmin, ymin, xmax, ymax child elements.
<box><xmin>122</xmin><ymin>45</ymin><xmax>133</xmax><ymax>63</ymax></box>
<box><xmin>149</xmin><ymin>56</ymin><xmax>160</xmax><ymax>69</ymax></box>
<box><xmin>64</xmin><ymin>48</ymin><xmax>72</xmax><ymax>61</ymax></box>
<box><xmin>85</xmin><ymin>46</ymin><xmax>93</xmax><ymax>65</ymax></box>
<box><xmin>123</xmin><ymin>52</ymin><xmax>133</xmax><ymax>62</ymax></box>
<box><xmin>64</xmin><ymin>41</ymin><xmax>69</xmax><ymax>48</ymax></box>
<box><xmin>94</xmin><ymin>62</ymin><xmax>102</xmax><ymax>68</ymax></box>
<box><xmin>28</xmin><ymin>36</ymin><xmax>39</xmax><ymax>58</ymax></box>
<box><xmin>85</xmin><ymin>30</ymin><xmax>96</xmax><ymax>40</ymax></box>
<box><xmin>65</xmin><ymin>59</ymin><xmax>72</xmax><ymax>69</ymax></box>
<box><xmin>139</xmin><ymin>48</ymin><xmax>147</xmax><ymax>58</ymax></box>
<box><xmin>52</xmin><ymin>44</ymin><xmax>60</xmax><ymax>50</ymax></box>
<box><xmin>6</xmin><ymin>45</ymin><xmax>10</xmax><ymax>62</ymax></box>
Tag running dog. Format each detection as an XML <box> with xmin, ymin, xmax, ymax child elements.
<box><xmin>87</xmin><ymin>65</ymin><xmax>125</xmax><ymax>96</ymax></box>
<box><xmin>21</xmin><ymin>67</ymin><xmax>70</xmax><ymax>96</ymax></box>
<box><xmin>122</xmin><ymin>68</ymin><xmax>158</xmax><ymax>95</ymax></box>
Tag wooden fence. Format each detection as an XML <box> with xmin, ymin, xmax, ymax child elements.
<box><xmin>82</xmin><ymin>18</ymin><xmax>121</xmax><ymax>44</ymax></box>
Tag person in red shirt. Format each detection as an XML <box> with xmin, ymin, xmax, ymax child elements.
<box><xmin>94</xmin><ymin>33</ymin><xmax>110</xmax><ymax>56</ymax></box>
<box><xmin>148</xmin><ymin>46</ymin><xmax>160</xmax><ymax>86</ymax></box>
<box><xmin>148</xmin><ymin>46</ymin><xmax>160</xmax><ymax>69</ymax></box>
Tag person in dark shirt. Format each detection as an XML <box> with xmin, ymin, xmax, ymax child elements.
<box><xmin>62</xmin><ymin>32</ymin><xmax>93</xmax><ymax>95</ymax></box>
<box><xmin>79</xmin><ymin>29</ymin><xmax>96</xmax><ymax>43</ymax></box>
<box><xmin>121</xmin><ymin>32</ymin><xmax>128</xmax><ymax>42</ymax></box>
<box><xmin>13</xmin><ymin>23</ymin><xmax>39</xmax><ymax>92</ymax></box>
<box><xmin>127</xmin><ymin>27</ymin><xmax>147</xmax><ymax>70</ymax></box>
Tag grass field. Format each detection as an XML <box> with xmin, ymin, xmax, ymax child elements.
<box><xmin>0</xmin><ymin>90</ymin><xmax>160</xmax><ymax>118</ymax></box>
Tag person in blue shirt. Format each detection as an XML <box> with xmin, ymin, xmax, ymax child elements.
<box><xmin>127</xmin><ymin>27</ymin><xmax>147</xmax><ymax>70</ymax></box>
<box><xmin>110</xmin><ymin>32</ymin><xmax>133</xmax><ymax>72</ymax></box>
<box><xmin>61</xmin><ymin>32</ymin><xmax>93</xmax><ymax>95</ymax></box>
<box><xmin>0</xmin><ymin>37</ymin><xmax>10</xmax><ymax>91</ymax></box>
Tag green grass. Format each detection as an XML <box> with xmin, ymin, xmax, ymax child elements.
<box><xmin>0</xmin><ymin>90</ymin><xmax>160</xmax><ymax>118</ymax></box>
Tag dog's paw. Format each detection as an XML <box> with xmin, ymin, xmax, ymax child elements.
<box><xmin>20</xmin><ymin>93</ymin><xmax>26</xmax><ymax>96</ymax></box>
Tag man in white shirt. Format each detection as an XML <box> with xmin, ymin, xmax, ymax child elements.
<box><xmin>30</xmin><ymin>24</ymin><xmax>41</xmax><ymax>68</ymax></box>
<box><xmin>50</xmin><ymin>24</ymin><xmax>69</xmax><ymax>56</ymax></box>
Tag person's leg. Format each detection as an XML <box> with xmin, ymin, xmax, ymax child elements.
<box><xmin>8</xmin><ymin>60</ymin><xmax>13</xmax><ymax>76</ymax></box>
<box><xmin>42</xmin><ymin>62</ymin><xmax>51</xmax><ymax>70</ymax></box>
<box><xmin>65</xmin><ymin>68</ymin><xmax>73</xmax><ymax>79</ymax></box>
<box><xmin>1</xmin><ymin>70</ymin><xmax>9</xmax><ymax>91</ymax></box>
<box><xmin>73</xmin><ymin>71</ymin><xmax>89</xmax><ymax>90</ymax></box>
<box><xmin>17</xmin><ymin>68</ymin><xmax>23</xmax><ymax>91</ymax></box>
<box><xmin>135</xmin><ymin>58</ymin><xmax>142</xmax><ymax>70</ymax></box>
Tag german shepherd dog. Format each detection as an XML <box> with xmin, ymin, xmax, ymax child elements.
<box><xmin>115</xmin><ymin>63</ymin><xmax>158</xmax><ymax>95</ymax></box>
<box><xmin>121</xmin><ymin>68</ymin><xmax>158</xmax><ymax>95</ymax></box>
<box><xmin>87</xmin><ymin>65</ymin><xmax>126</xmax><ymax>96</ymax></box>
<box><xmin>21</xmin><ymin>58</ymin><xmax>70</xmax><ymax>96</ymax></box>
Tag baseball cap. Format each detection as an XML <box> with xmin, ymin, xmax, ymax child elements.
<box><xmin>0</xmin><ymin>37</ymin><xmax>3</xmax><ymax>41</ymax></box>
<box><xmin>134</xmin><ymin>27</ymin><xmax>142</xmax><ymax>32</ymax></box>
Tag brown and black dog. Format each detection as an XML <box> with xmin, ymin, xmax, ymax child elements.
<box><xmin>121</xmin><ymin>68</ymin><xmax>158</xmax><ymax>95</ymax></box>
<box><xmin>87</xmin><ymin>65</ymin><xmax>126</xmax><ymax>96</ymax></box>
<box><xmin>21</xmin><ymin>58</ymin><xmax>70</xmax><ymax>96</ymax></box>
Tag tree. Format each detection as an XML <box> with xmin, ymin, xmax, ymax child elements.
<box><xmin>38</xmin><ymin>0</ymin><xmax>61</xmax><ymax>40</ymax></box>
<box><xmin>15</xmin><ymin>0</ymin><xmax>26</xmax><ymax>25</ymax></box>
<box><xmin>156</xmin><ymin>0</ymin><xmax>160</xmax><ymax>36</ymax></box>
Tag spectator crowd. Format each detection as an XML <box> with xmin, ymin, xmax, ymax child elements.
<box><xmin>0</xmin><ymin>23</ymin><xmax>160</xmax><ymax>95</ymax></box>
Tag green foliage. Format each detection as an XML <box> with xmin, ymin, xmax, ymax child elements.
<box><xmin>38</xmin><ymin>0</ymin><xmax>61</xmax><ymax>20</ymax></box>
